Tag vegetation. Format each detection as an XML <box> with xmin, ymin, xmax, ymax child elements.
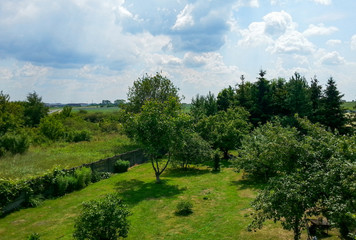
<box><xmin>0</xmin><ymin>163</ymin><xmax>333</xmax><ymax>240</ymax></box>
<box><xmin>114</xmin><ymin>160</ymin><xmax>130</xmax><ymax>173</ymax></box>
<box><xmin>73</xmin><ymin>194</ymin><xmax>130</xmax><ymax>240</ymax></box>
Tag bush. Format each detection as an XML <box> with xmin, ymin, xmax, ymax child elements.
<box><xmin>114</xmin><ymin>160</ymin><xmax>130</xmax><ymax>173</ymax></box>
<box><xmin>55</xmin><ymin>175</ymin><xmax>69</xmax><ymax>196</ymax></box>
<box><xmin>74</xmin><ymin>167</ymin><xmax>92</xmax><ymax>190</ymax></box>
<box><xmin>0</xmin><ymin>133</ymin><xmax>29</xmax><ymax>155</ymax></box>
<box><xmin>73</xmin><ymin>194</ymin><xmax>131</xmax><ymax>240</ymax></box>
<box><xmin>27</xmin><ymin>233</ymin><xmax>41</xmax><ymax>240</ymax></box>
<box><xmin>175</xmin><ymin>200</ymin><xmax>193</xmax><ymax>216</ymax></box>
<box><xmin>39</xmin><ymin>117</ymin><xmax>64</xmax><ymax>140</ymax></box>
<box><xmin>66</xmin><ymin>130</ymin><xmax>91</xmax><ymax>142</ymax></box>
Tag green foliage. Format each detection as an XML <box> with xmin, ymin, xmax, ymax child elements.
<box><xmin>39</xmin><ymin>116</ymin><xmax>65</xmax><ymax>141</ymax></box>
<box><xmin>125</xmin><ymin>72</ymin><xmax>180</xmax><ymax>113</ymax></box>
<box><xmin>60</xmin><ymin>106</ymin><xmax>72</xmax><ymax>118</ymax></box>
<box><xmin>114</xmin><ymin>160</ymin><xmax>130</xmax><ymax>173</ymax></box>
<box><xmin>74</xmin><ymin>167</ymin><xmax>92</xmax><ymax>190</ymax></box>
<box><xmin>0</xmin><ymin>132</ymin><xmax>29</xmax><ymax>155</ymax></box>
<box><xmin>175</xmin><ymin>200</ymin><xmax>193</xmax><ymax>216</ymax></box>
<box><xmin>190</xmin><ymin>92</ymin><xmax>217</xmax><ymax>120</ymax></box>
<box><xmin>66</xmin><ymin>130</ymin><xmax>91</xmax><ymax>142</ymax></box>
<box><xmin>197</xmin><ymin>107</ymin><xmax>251</xmax><ymax>159</ymax></box>
<box><xmin>217</xmin><ymin>86</ymin><xmax>236</xmax><ymax>112</ymax></box>
<box><xmin>171</xmin><ymin>131</ymin><xmax>213</xmax><ymax>168</ymax></box>
<box><xmin>23</xmin><ymin>92</ymin><xmax>48</xmax><ymax>127</ymax></box>
<box><xmin>27</xmin><ymin>233</ymin><xmax>41</xmax><ymax>240</ymax></box>
<box><xmin>232</xmin><ymin>121</ymin><xmax>300</xmax><ymax>180</ymax></box>
<box><xmin>73</xmin><ymin>194</ymin><xmax>131</xmax><ymax>240</ymax></box>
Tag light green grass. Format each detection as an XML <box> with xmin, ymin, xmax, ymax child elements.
<box><xmin>71</xmin><ymin>106</ymin><xmax>120</xmax><ymax>113</ymax></box>
<box><xmin>343</xmin><ymin>101</ymin><xmax>356</xmax><ymax>110</ymax></box>
<box><xmin>0</xmin><ymin>163</ymin><xmax>339</xmax><ymax>240</ymax></box>
<box><xmin>0</xmin><ymin>134</ymin><xmax>138</xmax><ymax>180</ymax></box>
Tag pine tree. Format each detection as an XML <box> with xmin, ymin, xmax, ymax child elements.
<box><xmin>320</xmin><ymin>77</ymin><xmax>346</xmax><ymax>133</ymax></box>
<box><xmin>309</xmin><ymin>76</ymin><xmax>323</xmax><ymax>123</ymax></box>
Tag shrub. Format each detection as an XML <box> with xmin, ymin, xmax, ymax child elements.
<box><xmin>175</xmin><ymin>200</ymin><xmax>193</xmax><ymax>216</ymax></box>
<box><xmin>39</xmin><ymin>117</ymin><xmax>64</xmax><ymax>141</ymax></box>
<box><xmin>55</xmin><ymin>175</ymin><xmax>69</xmax><ymax>196</ymax></box>
<box><xmin>114</xmin><ymin>160</ymin><xmax>130</xmax><ymax>173</ymax></box>
<box><xmin>66</xmin><ymin>130</ymin><xmax>91</xmax><ymax>142</ymax></box>
<box><xmin>73</xmin><ymin>194</ymin><xmax>131</xmax><ymax>240</ymax></box>
<box><xmin>74</xmin><ymin>167</ymin><xmax>92</xmax><ymax>190</ymax></box>
<box><xmin>0</xmin><ymin>133</ymin><xmax>29</xmax><ymax>155</ymax></box>
<box><xmin>27</xmin><ymin>233</ymin><xmax>41</xmax><ymax>240</ymax></box>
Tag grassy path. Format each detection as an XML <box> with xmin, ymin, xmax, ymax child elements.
<box><xmin>0</xmin><ymin>163</ymin><xmax>338</xmax><ymax>239</ymax></box>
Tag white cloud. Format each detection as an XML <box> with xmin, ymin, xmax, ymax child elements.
<box><xmin>326</xmin><ymin>39</ymin><xmax>342</xmax><ymax>46</ymax></box>
<box><xmin>239</xmin><ymin>22</ymin><xmax>273</xmax><ymax>47</ymax></box>
<box><xmin>236</xmin><ymin>0</ymin><xmax>260</xmax><ymax>8</ymax></box>
<box><xmin>263</xmin><ymin>11</ymin><xmax>294</xmax><ymax>36</ymax></box>
<box><xmin>351</xmin><ymin>35</ymin><xmax>356</xmax><ymax>51</ymax></box>
<box><xmin>320</xmin><ymin>51</ymin><xmax>345</xmax><ymax>65</ymax></box>
<box><xmin>268</xmin><ymin>31</ymin><xmax>315</xmax><ymax>55</ymax></box>
<box><xmin>172</xmin><ymin>4</ymin><xmax>194</xmax><ymax>30</ymax></box>
<box><xmin>303</xmin><ymin>24</ymin><xmax>338</xmax><ymax>37</ymax></box>
<box><xmin>312</xmin><ymin>0</ymin><xmax>332</xmax><ymax>5</ymax></box>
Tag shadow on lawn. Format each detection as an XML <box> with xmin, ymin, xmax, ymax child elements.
<box><xmin>231</xmin><ymin>177</ymin><xmax>266</xmax><ymax>191</ymax></box>
<box><xmin>115</xmin><ymin>179</ymin><xmax>184</xmax><ymax>205</ymax></box>
<box><xmin>163</xmin><ymin>167</ymin><xmax>210</xmax><ymax>178</ymax></box>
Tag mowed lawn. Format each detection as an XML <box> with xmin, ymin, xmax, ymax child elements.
<box><xmin>0</xmin><ymin>163</ymin><xmax>339</xmax><ymax>240</ymax></box>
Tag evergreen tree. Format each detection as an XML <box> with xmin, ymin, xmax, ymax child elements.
<box><xmin>320</xmin><ymin>77</ymin><xmax>347</xmax><ymax>133</ymax></box>
<box><xmin>217</xmin><ymin>86</ymin><xmax>236</xmax><ymax>112</ymax></box>
<box><xmin>309</xmin><ymin>76</ymin><xmax>323</xmax><ymax>123</ymax></box>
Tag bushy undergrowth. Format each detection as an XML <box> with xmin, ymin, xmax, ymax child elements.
<box><xmin>175</xmin><ymin>200</ymin><xmax>193</xmax><ymax>216</ymax></box>
<box><xmin>114</xmin><ymin>160</ymin><xmax>130</xmax><ymax>173</ymax></box>
<box><xmin>0</xmin><ymin>167</ymin><xmax>104</xmax><ymax>215</ymax></box>
<box><xmin>0</xmin><ymin>132</ymin><xmax>29</xmax><ymax>156</ymax></box>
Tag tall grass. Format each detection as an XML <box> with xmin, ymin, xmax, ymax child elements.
<box><xmin>0</xmin><ymin>134</ymin><xmax>138</xmax><ymax>180</ymax></box>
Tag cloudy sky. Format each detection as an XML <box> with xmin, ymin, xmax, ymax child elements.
<box><xmin>1</xmin><ymin>0</ymin><xmax>356</xmax><ymax>103</ymax></box>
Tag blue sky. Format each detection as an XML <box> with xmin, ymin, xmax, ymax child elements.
<box><xmin>1</xmin><ymin>0</ymin><xmax>355</xmax><ymax>103</ymax></box>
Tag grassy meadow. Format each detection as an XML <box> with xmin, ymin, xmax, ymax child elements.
<box><xmin>0</xmin><ymin>133</ymin><xmax>138</xmax><ymax>180</ymax></box>
<box><xmin>0</xmin><ymin>163</ymin><xmax>339</xmax><ymax>240</ymax></box>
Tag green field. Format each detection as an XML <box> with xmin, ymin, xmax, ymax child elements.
<box><xmin>342</xmin><ymin>101</ymin><xmax>356</xmax><ymax>110</ymax></box>
<box><xmin>0</xmin><ymin>134</ymin><xmax>138</xmax><ymax>180</ymax></box>
<box><xmin>0</xmin><ymin>163</ymin><xmax>338</xmax><ymax>240</ymax></box>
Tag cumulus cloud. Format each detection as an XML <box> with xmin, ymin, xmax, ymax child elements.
<box><xmin>320</xmin><ymin>51</ymin><xmax>345</xmax><ymax>65</ymax></box>
<box><xmin>268</xmin><ymin>31</ymin><xmax>315</xmax><ymax>55</ymax></box>
<box><xmin>303</xmin><ymin>24</ymin><xmax>338</xmax><ymax>37</ymax></box>
<box><xmin>239</xmin><ymin>22</ymin><xmax>273</xmax><ymax>47</ymax></box>
<box><xmin>263</xmin><ymin>11</ymin><xmax>294</xmax><ymax>36</ymax></box>
<box><xmin>172</xmin><ymin>4</ymin><xmax>195</xmax><ymax>30</ymax></box>
<box><xmin>351</xmin><ymin>35</ymin><xmax>356</xmax><ymax>50</ymax></box>
<box><xmin>326</xmin><ymin>39</ymin><xmax>342</xmax><ymax>46</ymax></box>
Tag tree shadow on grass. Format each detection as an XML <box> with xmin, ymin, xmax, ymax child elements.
<box><xmin>230</xmin><ymin>177</ymin><xmax>266</xmax><ymax>191</ymax></box>
<box><xmin>163</xmin><ymin>167</ymin><xmax>210</xmax><ymax>178</ymax></box>
<box><xmin>115</xmin><ymin>179</ymin><xmax>185</xmax><ymax>205</ymax></box>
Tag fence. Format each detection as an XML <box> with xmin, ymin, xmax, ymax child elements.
<box><xmin>1</xmin><ymin>149</ymin><xmax>147</xmax><ymax>215</ymax></box>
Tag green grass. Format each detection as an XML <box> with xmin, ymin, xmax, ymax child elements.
<box><xmin>0</xmin><ymin>134</ymin><xmax>138</xmax><ymax>180</ymax></box>
<box><xmin>342</xmin><ymin>101</ymin><xmax>356</xmax><ymax>111</ymax></box>
<box><xmin>71</xmin><ymin>106</ymin><xmax>120</xmax><ymax>113</ymax></box>
<box><xmin>0</xmin><ymin>163</ymin><xmax>339</xmax><ymax>240</ymax></box>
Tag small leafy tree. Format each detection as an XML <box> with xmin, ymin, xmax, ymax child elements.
<box><xmin>125</xmin><ymin>72</ymin><xmax>180</xmax><ymax>113</ymax></box>
<box><xmin>73</xmin><ymin>194</ymin><xmax>130</xmax><ymax>240</ymax></box>
<box><xmin>196</xmin><ymin>107</ymin><xmax>251</xmax><ymax>159</ymax></box>
<box><xmin>171</xmin><ymin>131</ymin><xmax>213</xmax><ymax>169</ymax></box>
<box><xmin>23</xmin><ymin>92</ymin><xmax>48</xmax><ymax>127</ymax></box>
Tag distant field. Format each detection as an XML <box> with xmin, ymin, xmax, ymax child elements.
<box><xmin>71</xmin><ymin>106</ymin><xmax>120</xmax><ymax>113</ymax></box>
<box><xmin>0</xmin><ymin>134</ymin><xmax>138</xmax><ymax>180</ymax></box>
<box><xmin>343</xmin><ymin>101</ymin><xmax>356</xmax><ymax>110</ymax></box>
<box><xmin>0</xmin><ymin>163</ymin><xmax>339</xmax><ymax>240</ymax></box>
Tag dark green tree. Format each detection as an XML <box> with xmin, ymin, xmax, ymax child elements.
<box><xmin>125</xmin><ymin>73</ymin><xmax>180</xmax><ymax>113</ymax></box>
<box><xmin>217</xmin><ymin>86</ymin><xmax>236</xmax><ymax>112</ymax></box>
<box><xmin>23</xmin><ymin>92</ymin><xmax>48</xmax><ymax>127</ymax></box>
<box><xmin>190</xmin><ymin>92</ymin><xmax>217</xmax><ymax>120</ymax></box>
<box><xmin>309</xmin><ymin>76</ymin><xmax>322</xmax><ymax>123</ymax></box>
<box><xmin>320</xmin><ymin>77</ymin><xmax>347</xmax><ymax>133</ymax></box>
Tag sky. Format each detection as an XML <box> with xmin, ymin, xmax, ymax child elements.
<box><xmin>1</xmin><ymin>0</ymin><xmax>356</xmax><ymax>103</ymax></box>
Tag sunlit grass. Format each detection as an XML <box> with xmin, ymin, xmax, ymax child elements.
<box><xmin>0</xmin><ymin>163</ymin><xmax>339</xmax><ymax>240</ymax></box>
<box><xmin>0</xmin><ymin>133</ymin><xmax>138</xmax><ymax>180</ymax></box>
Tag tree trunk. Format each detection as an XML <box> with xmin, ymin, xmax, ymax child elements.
<box><xmin>155</xmin><ymin>172</ymin><xmax>161</xmax><ymax>183</ymax></box>
<box><xmin>293</xmin><ymin>219</ymin><xmax>301</xmax><ymax>240</ymax></box>
<box><xmin>223</xmin><ymin>149</ymin><xmax>229</xmax><ymax>159</ymax></box>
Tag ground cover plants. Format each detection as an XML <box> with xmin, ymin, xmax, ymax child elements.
<box><xmin>0</xmin><ymin>162</ymin><xmax>339</xmax><ymax>240</ymax></box>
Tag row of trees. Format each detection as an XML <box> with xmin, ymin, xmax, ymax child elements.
<box><xmin>191</xmin><ymin>71</ymin><xmax>350</xmax><ymax>134</ymax></box>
